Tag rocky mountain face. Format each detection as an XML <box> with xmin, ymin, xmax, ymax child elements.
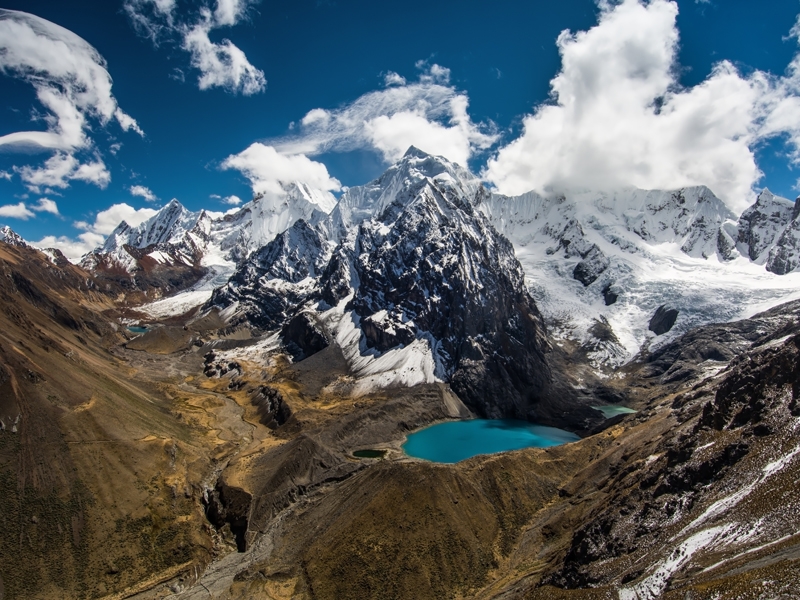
<box><xmin>530</xmin><ymin>299</ymin><xmax>800</xmax><ymax>599</ymax></box>
<box><xmin>726</xmin><ymin>188</ymin><xmax>800</xmax><ymax>274</ymax></box>
<box><xmin>209</xmin><ymin>148</ymin><xmax>599</xmax><ymax>429</ymax></box>
<box><xmin>73</xmin><ymin>145</ymin><xmax>800</xmax><ymax>422</ymax></box>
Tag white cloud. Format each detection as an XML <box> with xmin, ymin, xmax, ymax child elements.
<box><xmin>0</xmin><ymin>171</ymin><xmax>11</xmax><ymax>180</ymax></box>
<box><xmin>273</xmin><ymin>64</ymin><xmax>496</xmax><ymax>167</ymax></box>
<box><xmin>83</xmin><ymin>203</ymin><xmax>158</xmax><ymax>235</ymax></box>
<box><xmin>182</xmin><ymin>16</ymin><xmax>266</xmax><ymax>95</ymax></box>
<box><xmin>301</xmin><ymin>108</ymin><xmax>331</xmax><ymax>127</ymax></box>
<box><xmin>125</xmin><ymin>0</ymin><xmax>265</xmax><ymax>95</ymax></box>
<box><xmin>31</xmin><ymin>231</ymin><xmax>104</xmax><ymax>259</ymax></box>
<box><xmin>384</xmin><ymin>71</ymin><xmax>406</xmax><ymax>86</ymax></box>
<box><xmin>417</xmin><ymin>62</ymin><xmax>451</xmax><ymax>85</ymax></box>
<box><xmin>214</xmin><ymin>0</ymin><xmax>253</xmax><ymax>27</ymax></box>
<box><xmin>49</xmin><ymin>201</ymin><xmax>159</xmax><ymax>260</ymax></box>
<box><xmin>123</xmin><ymin>0</ymin><xmax>176</xmax><ymax>43</ymax></box>
<box><xmin>0</xmin><ymin>9</ymin><xmax>142</xmax><ymax>193</ymax></box>
<box><xmin>222</xmin><ymin>143</ymin><xmax>341</xmax><ymax>198</ymax></box>
<box><xmin>0</xmin><ymin>10</ymin><xmax>143</xmax><ymax>151</ymax></box>
<box><xmin>15</xmin><ymin>153</ymin><xmax>111</xmax><ymax>193</ymax></box>
<box><xmin>484</xmin><ymin>0</ymin><xmax>800</xmax><ymax>213</ymax></box>
<box><xmin>129</xmin><ymin>184</ymin><xmax>157</xmax><ymax>202</ymax></box>
<box><xmin>222</xmin><ymin>194</ymin><xmax>242</xmax><ymax>205</ymax></box>
<box><xmin>32</xmin><ymin>197</ymin><xmax>59</xmax><ymax>215</ymax></box>
<box><xmin>0</xmin><ymin>202</ymin><xmax>34</xmax><ymax>219</ymax></box>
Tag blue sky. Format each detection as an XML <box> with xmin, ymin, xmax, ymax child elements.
<box><xmin>2</xmin><ymin>0</ymin><xmax>800</xmax><ymax>257</ymax></box>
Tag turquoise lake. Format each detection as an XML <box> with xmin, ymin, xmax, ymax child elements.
<box><xmin>402</xmin><ymin>419</ymin><xmax>581</xmax><ymax>464</ymax></box>
<box><xmin>127</xmin><ymin>326</ymin><xmax>148</xmax><ymax>334</ymax></box>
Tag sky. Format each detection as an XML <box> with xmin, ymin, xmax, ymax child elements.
<box><xmin>2</xmin><ymin>0</ymin><xmax>800</xmax><ymax>258</ymax></box>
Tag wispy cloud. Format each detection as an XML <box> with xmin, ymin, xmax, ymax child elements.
<box><xmin>32</xmin><ymin>197</ymin><xmax>59</xmax><ymax>215</ymax></box>
<box><xmin>383</xmin><ymin>71</ymin><xmax>406</xmax><ymax>86</ymax></box>
<box><xmin>484</xmin><ymin>0</ymin><xmax>800</xmax><ymax>213</ymax></box>
<box><xmin>0</xmin><ymin>10</ymin><xmax>141</xmax><ymax>192</ymax></box>
<box><xmin>124</xmin><ymin>0</ymin><xmax>265</xmax><ymax>95</ymax></box>
<box><xmin>129</xmin><ymin>184</ymin><xmax>157</xmax><ymax>202</ymax></box>
<box><xmin>14</xmin><ymin>152</ymin><xmax>110</xmax><ymax>194</ymax></box>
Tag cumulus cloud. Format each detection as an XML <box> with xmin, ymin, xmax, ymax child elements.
<box><xmin>222</xmin><ymin>194</ymin><xmax>242</xmax><ymax>205</ymax></box>
<box><xmin>125</xmin><ymin>0</ymin><xmax>265</xmax><ymax>95</ymax></box>
<box><xmin>222</xmin><ymin>143</ymin><xmax>341</xmax><ymax>199</ymax></box>
<box><xmin>0</xmin><ymin>197</ymin><xmax>58</xmax><ymax>220</ymax></box>
<box><xmin>31</xmin><ymin>232</ymin><xmax>104</xmax><ymax>259</ymax></box>
<box><xmin>41</xmin><ymin>201</ymin><xmax>160</xmax><ymax>260</ymax></box>
<box><xmin>484</xmin><ymin>0</ymin><xmax>800</xmax><ymax>213</ymax></box>
<box><xmin>0</xmin><ymin>9</ymin><xmax>142</xmax><ymax>193</ymax></box>
<box><xmin>272</xmin><ymin>64</ymin><xmax>496</xmax><ymax>168</ymax></box>
<box><xmin>79</xmin><ymin>202</ymin><xmax>158</xmax><ymax>235</ymax></box>
<box><xmin>0</xmin><ymin>202</ymin><xmax>35</xmax><ymax>220</ymax></box>
<box><xmin>129</xmin><ymin>184</ymin><xmax>157</xmax><ymax>202</ymax></box>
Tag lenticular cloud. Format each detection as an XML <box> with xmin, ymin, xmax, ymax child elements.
<box><xmin>485</xmin><ymin>0</ymin><xmax>800</xmax><ymax>213</ymax></box>
<box><xmin>0</xmin><ymin>9</ymin><xmax>142</xmax><ymax>191</ymax></box>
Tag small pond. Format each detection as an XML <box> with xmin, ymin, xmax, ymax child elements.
<box><xmin>592</xmin><ymin>405</ymin><xmax>637</xmax><ymax>419</ymax></box>
<box><xmin>127</xmin><ymin>326</ymin><xmax>148</xmax><ymax>334</ymax></box>
<box><xmin>402</xmin><ymin>419</ymin><xmax>580</xmax><ymax>464</ymax></box>
<box><xmin>353</xmin><ymin>449</ymin><xmax>387</xmax><ymax>459</ymax></box>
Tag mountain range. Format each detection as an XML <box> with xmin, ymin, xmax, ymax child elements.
<box><xmin>1</xmin><ymin>147</ymin><xmax>800</xmax><ymax>599</ymax></box>
<box><xmin>66</xmin><ymin>147</ymin><xmax>800</xmax><ymax>368</ymax></box>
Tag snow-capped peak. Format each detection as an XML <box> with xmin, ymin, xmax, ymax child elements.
<box><xmin>325</xmin><ymin>146</ymin><xmax>482</xmax><ymax>239</ymax></box>
<box><xmin>98</xmin><ymin>199</ymin><xmax>197</xmax><ymax>256</ymax></box>
<box><xmin>0</xmin><ymin>225</ymin><xmax>27</xmax><ymax>247</ymax></box>
<box><xmin>735</xmin><ymin>188</ymin><xmax>796</xmax><ymax>265</ymax></box>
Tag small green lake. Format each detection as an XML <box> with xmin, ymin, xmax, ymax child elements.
<box><xmin>592</xmin><ymin>405</ymin><xmax>637</xmax><ymax>418</ymax></box>
<box><xmin>127</xmin><ymin>326</ymin><xmax>148</xmax><ymax>334</ymax></box>
<box><xmin>402</xmin><ymin>419</ymin><xmax>580</xmax><ymax>464</ymax></box>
